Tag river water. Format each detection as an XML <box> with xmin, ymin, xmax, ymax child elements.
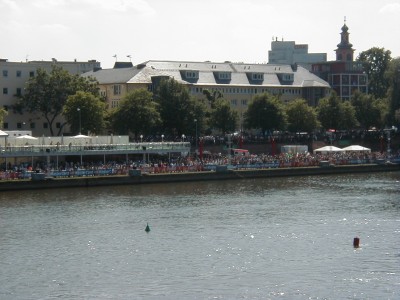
<box><xmin>1</xmin><ymin>172</ymin><xmax>399</xmax><ymax>299</ymax></box>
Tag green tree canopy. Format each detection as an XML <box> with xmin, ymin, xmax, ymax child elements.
<box><xmin>63</xmin><ymin>91</ymin><xmax>107</xmax><ymax>135</ymax></box>
<box><xmin>202</xmin><ymin>89</ymin><xmax>223</xmax><ymax>108</ymax></box>
<box><xmin>357</xmin><ymin>47</ymin><xmax>392</xmax><ymax>98</ymax></box>
<box><xmin>209</xmin><ymin>98</ymin><xmax>238</xmax><ymax>134</ymax></box>
<box><xmin>317</xmin><ymin>92</ymin><xmax>358</xmax><ymax>130</ymax></box>
<box><xmin>110</xmin><ymin>89</ymin><xmax>161</xmax><ymax>138</ymax></box>
<box><xmin>285</xmin><ymin>99</ymin><xmax>320</xmax><ymax>132</ymax></box>
<box><xmin>0</xmin><ymin>108</ymin><xmax>7</xmax><ymax>128</ymax></box>
<box><xmin>155</xmin><ymin>78</ymin><xmax>204</xmax><ymax>136</ymax></box>
<box><xmin>350</xmin><ymin>91</ymin><xmax>383</xmax><ymax>129</ymax></box>
<box><xmin>244</xmin><ymin>93</ymin><xmax>287</xmax><ymax>135</ymax></box>
<box><xmin>385</xmin><ymin>57</ymin><xmax>400</xmax><ymax>125</ymax></box>
<box><xmin>20</xmin><ymin>65</ymin><xmax>99</xmax><ymax>136</ymax></box>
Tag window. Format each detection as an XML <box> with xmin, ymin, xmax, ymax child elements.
<box><xmin>16</xmin><ymin>88</ymin><xmax>22</xmax><ymax>96</ymax></box>
<box><xmin>218</xmin><ymin>72</ymin><xmax>231</xmax><ymax>80</ymax></box>
<box><xmin>2</xmin><ymin>70</ymin><xmax>8</xmax><ymax>77</ymax></box>
<box><xmin>3</xmin><ymin>105</ymin><xmax>8</xmax><ymax>111</ymax></box>
<box><xmin>3</xmin><ymin>123</ymin><xmax>8</xmax><ymax>129</ymax></box>
<box><xmin>3</xmin><ymin>88</ymin><xmax>8</xmax><ymax>95</ymax></box>
<box><xmin>16</xmin><ymin>70</ymin><xmax>22</xmax><ymax>77</ymax></box>
<box><xmin>251</xmin><ymin>73</ymin><xmax>264</xmax><ymax>81</ymax></box>
<box><xmin>56</xmin><ymin>122</ymin><xmax>61</xmax><ymax>128</ymax></box>
<box><xmin>231</xmin><ymin>99</ymin><xmax>237</xmax><ymax>106</ymax></box>
<box><xmin>241</xmin><ymin>99</ymin><xmax>248</xmax><ymax>106</ymax></box>
<box><xmin>17</xmin><ymin>122</ymin><xmax>23</xmax><ymax>129</ymax></box>
<box><xmin>43</xmin><ymin>122</ymin><xmax>48</xmax><ymax>129</ymax></box>
<box><xmin>185</xmin><ymin>71</ymin><xmax>199</xmax><ymax>79</ymax></box>
<box><xmin>29</xmin><ymin>71</ymin><xmax>35</xmax><ymax>77</ymax></box>
<box><xmin>30</xmin><ymin>123</ymin><xmax>35</xmax><ymax>129</ymax></box>
<box><xmin>113</xmin><ymin>85</ymin><xmax>121</xmax><ymax>95</ymax></box>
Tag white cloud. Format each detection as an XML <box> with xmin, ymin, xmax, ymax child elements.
<box><xmin>0</xmin><ymin>0</ymin><xmax>20</xmax><ymax>12</ymax></box>
<box><xmin>40</xmin><ymin>23</ymin><xmax>70</xmax><ymax>34</ymax></box>
<box><xmin>379</xmin><ymin>3</ymin><xmax>400</xmax><ymax>14</ymax></box>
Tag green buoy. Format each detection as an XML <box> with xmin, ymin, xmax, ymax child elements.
<box><xmin>145</xmin><ymin>223</ymin><xmax>150</xmax><ymax>232</ymax></box>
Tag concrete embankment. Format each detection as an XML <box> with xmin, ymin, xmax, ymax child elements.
<box><xmin>0</xmin><ymin>164</ymin><xmax>399</xmax><ymax>192</ymax></box>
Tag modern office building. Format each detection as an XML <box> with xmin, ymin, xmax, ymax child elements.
<box><xmin>83</xmin><ymin>60</ymin><xmax>331</xmax><ymax>129</ymax></box>
<box><xmin>268</xmin><ymin>39</ymin><xmax>327</xmax><ymax>70</ymax></box>
<box><xmin>311</xmin><ymin>22</ymin><xmax>368</xmax><ymax>100</ymax></box>
<box><xmin>0</xmin><ymin>58</ymin><xmax>101</xmax><ymax>135</ymax></box>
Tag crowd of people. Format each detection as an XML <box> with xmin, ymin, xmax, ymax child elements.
<box><xmin>1</xmin><ymin>147</ymin><xmax>399</xmax><ymax>180</ymax></box>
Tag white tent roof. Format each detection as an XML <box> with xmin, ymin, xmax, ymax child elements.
<box><xmin>342</xmin><ymin>145</ymin><xmax>371</xmax><ymax>152</ymax></box>
<box><xmin>0</xmin><ymin>130</ymin><xmax>9</xmax><ymax>137</ymax></box>
<box><xmin>313</xmin><ymin>145</ymin><xmax>343</xmax><ymax>154</ymax></box>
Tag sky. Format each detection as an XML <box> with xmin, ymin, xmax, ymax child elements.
<box><xmin>1</xmin><ymin>0</ymin><xmax>400</xmax><ymax>69</ymax></box>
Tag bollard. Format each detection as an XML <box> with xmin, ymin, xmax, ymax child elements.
<box><xmin>353</xmin><ymin>237</ymin><xmax>360</xmax><ymax>248</ymax></box>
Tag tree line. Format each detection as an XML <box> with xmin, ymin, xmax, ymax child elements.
<box><xmin>1</xmin><ymin>47</ymin><xmax>399</xmax><ymax>139</ymax></box>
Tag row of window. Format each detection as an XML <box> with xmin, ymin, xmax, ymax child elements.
<box><xmin>191</xmin><ymin>86</ymin><xmax>302</xmax><ymax>95</ymax></box>
<box><xmin>2</xmin><ymin>70</ymin><xmax>35</xmax><ymax>78</ymax></box>
<box><xmin>3</xmin><ymin>122</ymin><xmax>61</xmax><ymax>130</ymax></box>
<box><xmin>2</xmin><ymin>87</ymin><xmax>22</xmax><ymax>96</ymax></box>
<box><xmin>230</xmin><ymin>99</ymin><xmax>248</xmax><ymax>106</ymax></box>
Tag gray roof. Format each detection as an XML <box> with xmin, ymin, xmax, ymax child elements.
<box><xmin>84</xmin><ymin>60</ymin><xmax>329</xmax><ymax>88</ymax></box>
<box><xmin>82</xmin><ymin>67</ymin><xmax>140</xmax><ymax>84</ymax></box>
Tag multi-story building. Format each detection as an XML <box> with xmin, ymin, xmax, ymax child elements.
<box><xmin>0</xmin><ymin>58</ymin><xmax>101</xmax><ymax>135</ymax></box>
<box><xmin>268</xmin><ymin>39</ymin><xmax>327</xmax><ymax>70</ymax></box>
<box><xmin>311</xmin><ymin>22</ymin><xmax>368</xmax><ymax>100</ymax></box>
<box><xmin>83</xmin><ymin>60</ymin><xmax>330</xmax><ymax>129</ymax></box>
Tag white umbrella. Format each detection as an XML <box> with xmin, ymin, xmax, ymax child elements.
<box><xmin>342</xmin><ymin>145</ymin><xmax>371</xmax><ymax>152</ymax></box>
<box><xmin>313</xmin><ymin>145</ymin><xmax>343</xmax><ymax>154</ymax></box>
<box><xmin>71</xmin><ymin>134</ymin><xmax>91</xmax><ymax>139</ymax></box>
<box><xmin>0</xmin><ymin>130</ymin><xmax>8</xmax><ymax>147</ymax></box>
<box><xmin>16</xmin><ymin>134</ymin><xmax>38</xmax><ymax>140</ymax></box>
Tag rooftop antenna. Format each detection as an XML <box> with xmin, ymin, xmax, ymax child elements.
<box><xmin>127</xmin><ymin>55</ymin><xmax>132</xmax><ymax>62</ymax></box>
<box><xmin>112</xmin><ymin>54</ymin><xmax>117</xmax><ymax>62</ymax></box>
<box><xmin>344</xmin><ymin>16</ymin><xmax>347</xmax><ymax>23</ymax></box>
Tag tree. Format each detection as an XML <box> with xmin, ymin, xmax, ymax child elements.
<box><xmin>209</xmin><ymin>98</ymin><xmax>238</xmax><ymax>134</ymax></box>
<box><xmin>350</xmin><ymin>91</ymin><xmax>382</xmax><ymax>129</ymax></box>
<box><xmin>385</xmin><ymin>57</ymin><xmax>400</xmax><ymax>125</ymax></box>
<box><xmin>357</xmin><ymin>47</ymin><xmax>392</xmax><ymax>98</ymax></box>
<box><xmin>317</xmin><ymin>92</ymin><xmax>358</xmax><ymax>130</ymax></box>
<box><xmin>202</xmin><ymin>89</ymin><xmax>223</xmax><ymax>108</ymax></box>
<box><xmin>155</xmin><ymin>78</ymin><xmax>204</xmax><ymax>136</ymax></box>
<box><xmin>20</xmin><ymin>65</ymin><xmax>99</xmax><ymax>136</ymax></box>
<box><xmin>244</xmin><ymin>93</ymin><xmax>287</xmax><ymax>135</ymax></box>
<box><xmin>63</xmin><ymin>91</ymin><xmax>107</xmax><ymax>135</ymax></box>
<box><xmin>110</xmin><ymin>89</ymin><xmax>161</xmax><ymax>138</ymax></box>
<box><xmin>0</xmin><ymin>108</ymin><xmax>7</xmax><ymax>128</ymax></box>
<box><xmin>285</xmin><ymin>99</ymin><xmax>320</xmax><ymax>132</ymax></box>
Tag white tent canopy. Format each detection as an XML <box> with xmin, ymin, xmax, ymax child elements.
<box><xmin>342</xmin><ymin>145</ymin><xmax>371</xmax><ymax>152</ymax></box>
<box><xmin>313</xmin><ymin>145</ymin><xmax>343</xmax><ymax>154</ymax></box>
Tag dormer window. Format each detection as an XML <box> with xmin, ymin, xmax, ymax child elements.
<box><xmin>185</xmin><ymin>71</ymin><xmax>199</xmax><ymax>79</ymax></box>
<box><xmin>278</xmin><ymin>73</ymin><xmax>294</xmax><ymax>82</ymax></box>
<box><xmin>251</xmin><ymin>73</ymin><xmax>264</xmax><ymax>81</ymax></box>
<box><xmin>218</xmin><ymin>72</ymin><xmax>231</xmax><ymax>80</ymax></box>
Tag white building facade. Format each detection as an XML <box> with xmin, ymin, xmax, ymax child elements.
<box><xmin>0</xmin><ymin>58</ymin><xmax>101</xmax><ymax>135</ymax></box>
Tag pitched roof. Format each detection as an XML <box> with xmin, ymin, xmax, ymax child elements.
<box><xmin>84</xmin><ymin>60</ymin><xmax>329</xmax><ymax>88</ymax></box>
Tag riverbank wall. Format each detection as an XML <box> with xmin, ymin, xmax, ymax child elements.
<box><xmin>0</xmin><ymin>163</ymin><xmax>399</xmax><ymax>192</ymax></box>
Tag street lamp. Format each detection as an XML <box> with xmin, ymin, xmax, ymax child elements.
<box><xmin>140</xmin><ymin>134</ymin><xmax>143</xmax><ymax>143</ymax></box>
<box><xmin>182</xmin><ymin>134</ymin><xmax>185</xmax><ymax>142</ymax></box>
<box><xmin>77</xmin><ymin>108</ymin><xmax>81</xmax><ymax>134</ymax></box>
<box><xmin>161</xmin><ymin>134</ymin><xmax>164</xmax><ymax>143</ymax></box>
<box><xmin>194</xmin><ymin>119</ymin><xmax>198</xmax><ymax>150</ymax></box>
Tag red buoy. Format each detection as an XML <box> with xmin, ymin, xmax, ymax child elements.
<box><xmin>353</xmin><ymin>237</ymin><xmax>360</xmax><ymax>248</ymax></box>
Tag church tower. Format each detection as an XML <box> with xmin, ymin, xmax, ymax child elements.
<box><xmin>335</xmin><ymin>18</ymin><xmax>354</xmax><ymax>61</ymax></box>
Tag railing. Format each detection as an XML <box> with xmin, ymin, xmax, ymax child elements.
<box><xmin>0</xmin><ymin>142</ymin><xmax>191</xmax><ymax>156</ymax></box>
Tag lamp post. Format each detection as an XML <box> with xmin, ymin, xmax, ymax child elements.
<box><xmin>194</xmin><ymin>119</ymin><xmax>198</xmax><ymax>150</ymax></box>
<box><xmin>77</xmin><ymin>108</ymin><xmax>81</xmax><ymax>134</ymax></box>
<box><xmin>161</xmin><ymin>134</ymin><xmax>164</xmax><ymax>143</ymax></box>
<box><xmin>182</xmin><ymin>134</ymin><xmax>185</xmax><ymax>142</ymax></box>
<box><xmin>140</xmin><ymin>134</ymin><xmax>143</xmax><ymax>143</ymax></box>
